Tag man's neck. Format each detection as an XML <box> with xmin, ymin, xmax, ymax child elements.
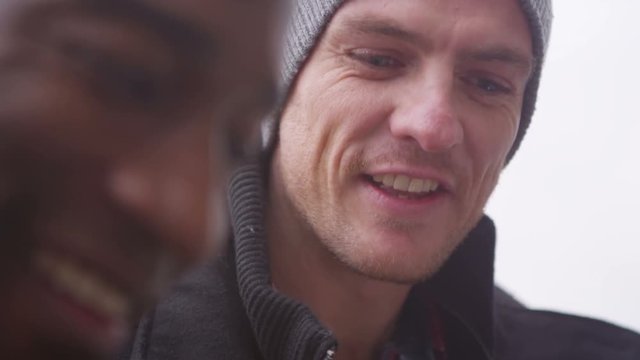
<box><xmin>266</xmin><ymin>170</ymin><xmax>411</xmax><ymax>359</ymax></box>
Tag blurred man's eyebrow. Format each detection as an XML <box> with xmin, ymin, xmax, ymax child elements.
<box><xmin>20</xmin><ymin>0</ymin><xmax>217</xmax><ymax>57</ymax></box>
<box><xmin>90</xmin><ymin>0</ymin><xmax>217</xmax><ymax>54</ymax></box>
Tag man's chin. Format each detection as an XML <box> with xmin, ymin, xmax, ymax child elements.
<box><xmin>329</xmin><ymin>231</ymin><xmax>466</xmax><ymax>285</ymax></box>
<box><xmin>336</xmin><ymin>249</ymin><xmax>452</xmax><ymax>285</ymax></box>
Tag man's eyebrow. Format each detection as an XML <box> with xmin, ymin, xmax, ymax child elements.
<box><xmin>460</xmin><ymin>47</ymin><xmax>535</xmax><ymax>75</ymax></box>
<box><xmin>342</xmin><ymin>17</ymin><xmax>425</xmax><ymax>47</ymax></box>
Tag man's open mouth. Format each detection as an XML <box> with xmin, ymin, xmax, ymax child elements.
<box><xmin>367</xmin><ymin>174</ymin><xmax>442</xmax><ymax>199</ymax></box>
<box><xmin>33</xmin><ymin>251</ymin><xmax>130</xmax><ymax>322</ymax></box>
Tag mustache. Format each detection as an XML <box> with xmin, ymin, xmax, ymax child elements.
<box><xmin>348</xmin><ymin>143</ymin><xmax>456</xmax><ymax>174</ymax></box>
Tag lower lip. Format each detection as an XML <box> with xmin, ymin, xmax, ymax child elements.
<box><xmin>360</xmin><ymin>177</ymin><xmax>448</xmax><ymax>214</ymax></box>
<box><xmin>26</xmin><ymin>270</ymin><xmax>127</xmax><ymax>354</ymax></box>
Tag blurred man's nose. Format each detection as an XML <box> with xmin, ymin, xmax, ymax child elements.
<box><xmin>389</xmin><ymin>66</ymin><xmax>463</xmax><ymax>153</ymax></box>
<box><xmin>107</xmin><ymin>120</ymin><xmax>213</xmax><ymax>264</ymax></box>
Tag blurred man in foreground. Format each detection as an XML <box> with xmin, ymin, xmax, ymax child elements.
<box><xmin>0</xmin><ymin>0</ymin><xmax>277</xmax><ymax>358</ymax></box>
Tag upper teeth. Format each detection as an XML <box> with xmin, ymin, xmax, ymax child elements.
<box><xmin>372</xmin><ymin>174</ymin><xmax>439</xmax><ymax>193</ymax></box>
<box><xmin>34</xmin><ymin>252</ymin><xmax>129</xmax><ymax>319</ymax></box>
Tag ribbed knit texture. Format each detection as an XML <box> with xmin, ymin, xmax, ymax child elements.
<box><xmin>266</xmin><ymin>0</ymin><xmax>554</xmax><ymax>163</ymax></box>
<box><xmin>228</xmin><ymin>164</ymin><xmax>336</xmax><ymax>360</ymax></box>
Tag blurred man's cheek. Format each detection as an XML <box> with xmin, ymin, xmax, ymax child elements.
<box><xmin>206</xmin><ymin>179</ymin><xmax>229</xmax><ymax>258</ymax></box>
<box><xmin>0</xmin><ymin>165</ymin><xmax>10</xmax><ymax>209</ymax></box>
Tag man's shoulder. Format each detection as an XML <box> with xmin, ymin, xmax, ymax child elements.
<box><xmin>494</xmin><ymin>289</ymin><xmax>640</xmax><ymax>360</ymax></box>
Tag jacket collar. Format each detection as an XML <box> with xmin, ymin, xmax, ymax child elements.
<box><xmin>229</xmin><ymin>163</ymin><xmax>336</xmax><ymax>359</ymax></box>
<box><xmin>229</xmin><ymin>163</ymin><xmax>497</xmax><ymax>359</ymax></box>
<box><xmin>429</xmin><ymin>216</ymin><xmax>497</xmax><ymax>356</ymax></box>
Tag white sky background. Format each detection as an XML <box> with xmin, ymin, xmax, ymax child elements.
<box><xmin>487</xmin><ymin>1</ymin><xmax>640</xmax><ymax>332</ymax></box>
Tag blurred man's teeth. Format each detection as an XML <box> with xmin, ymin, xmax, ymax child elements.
<box><xmin>34</xmin><ymin>252</ymin><xmax>129</xmax><ymax>319</ymax></box>
<box><xmin>371</xmin><ymin>174</ymin><xmax>439</xmax><ymax>194</ymax></box>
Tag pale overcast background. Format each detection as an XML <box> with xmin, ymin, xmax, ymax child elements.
<box><xmin>487</xmin><ymin>1</ymin><xmax>640</xmax><ymax>332</ymax></box>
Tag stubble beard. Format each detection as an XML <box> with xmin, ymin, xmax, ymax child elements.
<box><xmin>279</xmin><ymin>140</ymin><xmax>491</xmax><ymax>286</ymax></box>
<box><xmin>288</xmin><ymin>200</ymin><xmax>481</xmax><ymax>286</ymax></box>
<box><xmin>286</xmin><ymin>159</ymin><xmax>482</xmax><ymax>286</ymax></box>
<box><xmin>314</xmin><ymin>211</ymin><xmax>473</xmax><ymax>285</ymax></box>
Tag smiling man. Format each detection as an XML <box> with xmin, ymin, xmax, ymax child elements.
<box><xmin>0</xmin><ymin>0</ymin><xmax>277</xmax><ymax>358</ymax></box>
<box><xmin>124</xmin><ymin>0</ymin><xmax>640</xmax><ymax>359</ymax></box>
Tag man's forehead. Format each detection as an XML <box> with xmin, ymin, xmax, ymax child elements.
<box><xmin>330</xmin><ymin>0</ymin><xmax>530</xmax><ymax>34</ymax></box>
<box><xmin>329</xmin><ymin>0</ymin><xmax>533</xmax><ymax>56</ymax></box>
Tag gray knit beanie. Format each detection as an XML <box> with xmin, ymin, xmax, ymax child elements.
<box><xmin>266</xmin><ymin>0</ymin><xmax>553</xmax><ymax>162</ymax></box>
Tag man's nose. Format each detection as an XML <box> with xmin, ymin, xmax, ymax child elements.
<box><xmin>106</xmin><ymin>122</ymin><xmax>213</xmax><ymax>264</ymax></box>
<box><xmin>389</xmin><ymin>70</ymin><xmax>463</xmax><ymax>153</ymax></box>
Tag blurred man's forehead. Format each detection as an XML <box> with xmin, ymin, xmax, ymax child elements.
<box><xmin>0</xmin><ymin>0</ymin><xmax>273</xmax><ymax>59</ymax></box>
<box><xmin>0</xmin><ymin>0</ymin><xmax>276</xmax><ymax>115</ymax></box>
<box><xmin>0</xmin><ymin>0</ymin><xmax>237</xmax><ymax>30</ymax></box>
<box><xmin>138</xmin><ymin>0</ymin><xmax>273</xmax><ymax>28</ymax></box>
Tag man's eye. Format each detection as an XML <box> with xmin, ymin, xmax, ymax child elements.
<box><xmin>465</xmin><ymin>76</ymin><xmax>512</xmax><ymax>95</ymax></box>
<box><xmin>349</xmin><ymin>50</ymin><xmax>403</xmax><ymax>68</ymax></box>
